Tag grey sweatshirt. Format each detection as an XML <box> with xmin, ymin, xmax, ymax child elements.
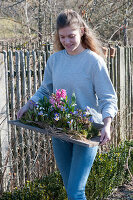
<box><xmin>30</xmin><ymin>49</ymin><xmax>118</xmax><ymax>124</ymax></box>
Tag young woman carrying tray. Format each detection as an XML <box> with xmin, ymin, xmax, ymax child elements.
<box><xmin>17</xmin><ymin>9</ymin><xmax>118</xmax><ymax>200</ymax></box>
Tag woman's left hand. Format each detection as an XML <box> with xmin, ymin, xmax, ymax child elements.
<box><xmin>99</xmin><ymin>125</ymin><xmax>111</xmax><ymax>145</ymax></box>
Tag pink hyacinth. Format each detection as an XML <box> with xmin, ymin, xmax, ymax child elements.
<box><xmin>49</xmin><ymin>89</ymin><xmax>67</xmax><ymax>109</ymax></box>
<box><xmin>56</xmin><ymin>89</ymin><xmax>66</xmax><ymax>99</ymax></box>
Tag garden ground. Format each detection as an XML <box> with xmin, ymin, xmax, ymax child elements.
<box><xmin>106</xmin><ymin>180</ymin><xmax>133</xmax><ymax>200</ymax></box>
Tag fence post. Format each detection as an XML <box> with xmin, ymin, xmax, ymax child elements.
<box><xmin>0</xmin><ymin>53</ymin><xmax>9</xmax><ymax>193</ymax></box>
<box><xmin>117</xmin><ymin>47</ymin><xmax>126</xmax><ymax>142</ymax></box>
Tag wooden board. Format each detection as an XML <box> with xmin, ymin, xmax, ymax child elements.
<box><xmin>8</xmin><ymin>120</ymin><xmax>103</xmax><ymax>147</ymax></box>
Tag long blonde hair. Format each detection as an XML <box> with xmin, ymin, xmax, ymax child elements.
<box><xmin>54</xmin><ymin>9</ymin><xmax>103</xmax><ymax>56</ymax></box>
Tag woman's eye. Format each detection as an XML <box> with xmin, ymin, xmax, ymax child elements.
<box><xmin>69</xmin><ymin>35</ymin><xmax>75</xmax><ymax>38</ymax></box>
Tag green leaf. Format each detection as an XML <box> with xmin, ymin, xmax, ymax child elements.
<box><xmin>71</xmin><ymin>92</ymin><xmax>76</xmax><ymax>105</ymax></box>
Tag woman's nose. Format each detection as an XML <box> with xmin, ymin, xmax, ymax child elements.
<box><xmin>64</xmin><ymin>37</ymin><xmax>70</xmax><ymax>44</ymax></box>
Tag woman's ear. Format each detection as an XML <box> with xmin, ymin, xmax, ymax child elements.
<box><xmin>80</xmin><ymin>27</ymin><xmax>84</xmax><ymax>36</ymax></box>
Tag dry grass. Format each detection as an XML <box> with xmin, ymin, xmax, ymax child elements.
<box><xmin>0</xmin><ymin>18</ymin><xmax>24</xmax><ymax>40</ymax></box>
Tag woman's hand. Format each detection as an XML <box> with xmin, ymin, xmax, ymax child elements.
<box><xmin>17</xmin><ymin>100</ymin><xmax>35</xmax><ymax>119</ymax></box>
<box><xmin>99</xmin><ymin>117</ymin><xmax>112</xmax><ymax>146</ymax></box>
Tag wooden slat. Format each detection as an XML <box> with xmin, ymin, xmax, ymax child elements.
<box><xmin>37</xmin><ymin>51</ymin><xmax>42</xmax><ymax>86</ymax></box>
<box><xmin>25</xmin><ymin>51</ymin><xmax>32</xmax><ymax>180</ymax></box>
<box><xmin>31</xmin><ymin>50</ymin><xmax>38</xmax><ymax>174</ymax></box>
<box><xmin>3</xmin><ymin>50</ymin><xmax>13</xmax><ymax>191</ymax></box>
<box><xmin>42</xmin><ymin>51</ymin><xmax>46</xmax><ymax>72</ymax></box>
<box><xmin>19</xmin><ymin>51</ymin><xmax>26</xmax><ymax>185</ymax></box>
<box><xmin>15</xmin><ymin>51</ymin><xmax>21</xmax><ymax>109</ymax></box>
<box><xmin>9</xmin><ymin>50</ymin><xmax>18</xmax><ymax>188</ymax></box>
<box><xmin>26</xmin><ymin>51</ymin><xmax>32</xmax><ymax>99</ymax></box>
<box><xmin>127</xmin><ymin>47</ymin><xmax>132</xmax><ymax>140</ymax></box>
<box><xmin>9</xmin><ymin>50</ymin><xmax>15</xmax><ymax>120</ymax></box>
<box><xmin>15</xmin><ymin>51</ymin><xmax>21</xmax><ymax>186</ymax></box>
<box><xmin>124</xmin><ymin>47</ymin><xmax>128</xmax><ymax>139</ymax></box>
<box><xmin>131</xmin><ymin>47</ymin><xmax>133</xmax><ymax>139</ymax></box>
<box><xmin>20</xmin><ymin>51</ymin><xmax>26</xmax><ymax>105</ymax></box>
<box><xmin>32</xmin><ymin>50</ymin><xmax>37</xmax><ymax>93</ymax></box>
<box><xmin>113</xmin><ymin>47</ymin><xmax>118</xmax><ymax>146</ymax></box>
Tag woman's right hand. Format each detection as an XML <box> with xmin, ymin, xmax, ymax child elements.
<box><xmin>17</xmin><ymin>100</ymin><xmax>34</xmax><ymax>119</ymax></box>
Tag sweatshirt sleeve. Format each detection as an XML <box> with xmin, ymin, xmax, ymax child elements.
<box><xmin>92</xmin><ymin>58</ymin><xmax>118</xmax><ymax>121</ymax></box>
<box><xmin>30</xmin><ymin>56</ymin><xmax>53</xmax><ymax>103</ymax></box>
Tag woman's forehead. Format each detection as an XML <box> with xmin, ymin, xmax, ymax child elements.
<box><xmin>58</xmin><ymin>26</ymin><xmax>79</xmax><ymax>35</ymax></box>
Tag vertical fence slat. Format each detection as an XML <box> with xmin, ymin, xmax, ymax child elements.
<box><xmin>0</xmin><ymin>53</ymin><xmax>10</xmax><ymax>193</ymax></box>
<box><xmin>127</xmin><ymin>47</ymin><xmax>132</xmax><ymax>139</ymax></box>
<box><xmin>20</xmin><ymin>51</ymin><xmax>27</xmax><ymax>105</ymax></box>
<box><xmin>3</xmin><ymin>51</ymin><xmax>12</xmax><ymax>190</ymax></box>
<box><xmin>26</xmin><ymin>50</ymin><xmax>32</xmax><ymax>181</ymax></box>
<box><xmin>114</xmin><ymin>47</ymin><xmax>118</xmax><ymax>146</ymax></box>
<box><xmin>27</xmin><ymin>51</ymin><xmax>31</xmax><ymax>99</ymax></box>
<box><xmin>37</xmin><ymin>51</ymin><xmax>42</xmax><ymax>86</ymax></box>
<box><xmin>9</xmin><ymin>50</ymin><xmax>18</xmax><ymax>189</ymax></box>
<box><xmin>15</xmin><ymin>51</ymin><xmax>21</xmax><ymax>187</ymax></box>
<box><xmin>16</xmin><ymin>51</ymin><xmax>21</xmax><ymax>110</ymax></box>
<box><xmin>32</xmin><ymin>51</ymin><xmax>37</xmax><ymax>93</ymax></box>
<box><xmin>19</xmin><ymin>51</ymin><xmax>26</xmax><ymax>185</ymax></box>
<box><xmin>125</xmin><ymin>48</ymin><xmax>128</xmax><ymax>139</ymax></box>
<box><xmin>130</xmin><ymin>47</ymin><xmax>133</xmax><ymax>139</ymax></box>
<box><xmin>117</xmin><ymin>47</ymin><xmax>126</xmax><ymax>142</ymax></box>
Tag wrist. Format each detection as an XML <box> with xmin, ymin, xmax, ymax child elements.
<box><xmin>103</xmin><ymin>117</ymin><xmax>112</xmax><ymax>127</ymax></box>
<box><xmin>27</xmin><ymin>100</ymin><xmax>36</xmax><ymax>109</ymax></box>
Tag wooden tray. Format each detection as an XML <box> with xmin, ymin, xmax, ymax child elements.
<box><xmin>8</xmin><ymin>120</ymin><xmax>103</xmax><ymax>147</ymax></box>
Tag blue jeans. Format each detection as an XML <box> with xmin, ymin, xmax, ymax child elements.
<box><xmin>52</xmin><ymin>137</ymin><xmax>98</xmax><ymax>200</ymax></box>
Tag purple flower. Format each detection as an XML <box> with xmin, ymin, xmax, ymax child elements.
<box><xmin>54</xmin><ymin>113</ymin><xmax>59</xmax><ymax>117</ymax></box>
<box><xmin>61</xmin><ymin>106</ymin><xmax>66</xmax><ymax>112</ymax></box>
<box><xmin>67</xmin><ymin>119</ymin><xmax>73</xmax><ymax>125</ymax></box>
<box><xmin>54</xmin><ymin>116</ymin><xmax>60</xmax><ymax>121</ymax></box>
<box><xmin>73</xmin><ymin>111</ymin><xmax>78</xmax><ymax>115</ymax></box>
<box><xmin>86</xmin><ymin>106</ymin><xmax>90</xmax><ymax>111</ymax></box>
<box><xmin>88</xmin><ymin>116</ymin><xmax>93</xmax><ymax>122</ymax></box>
<box><xmin>38</xmin><ymin>111</ymin><xmax>43</xmax><ymax>116</ymax></box>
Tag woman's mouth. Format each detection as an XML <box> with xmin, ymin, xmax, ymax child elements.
<box><xmin>65</xmin><ymin>44</ymin><xmax>73</xmax><ymax>48</ymax></box>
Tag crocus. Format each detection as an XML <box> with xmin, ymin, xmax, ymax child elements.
<box><xmin>54</xmin><ymin>116</ymin><xmax>60</xmax><ymax>121</ymax></box>
<box><xmin>89</xmin><ymin>116</ymin><xmax>93</xmax><ymax>122</ymax></box>
<box><xmin>61</xmin><ymin>106</ymin><xmax>66</xmax><ymax>112</ymax></box>
<box><xmin>38</xmin><ymin>111</ymin><xmax>43</xmax><ymax>116</ymax></box>
<box><xmin>67</xmin><ymin>119</ymin><xmax>73</xmax><ymax>125</ymax></box>
<box><xmin>54</xmin><ymin>113</ymin><xmax>60</xmax><ymax>121</ymax></box>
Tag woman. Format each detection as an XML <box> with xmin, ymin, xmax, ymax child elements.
<box><xmin>17</xmin><ymin>9</ymin><xmax>118</xmax><ymax>200</ymax></box>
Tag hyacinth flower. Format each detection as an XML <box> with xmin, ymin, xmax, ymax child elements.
<box><xmin>56</xmin><ymin>89</ymin><xmax>67</xmax><ymax>99</ymax></box>
<box><xmin>49</xmin><ymin>89</ymin><xmax>67</xmax><ymax>110</ymax></box>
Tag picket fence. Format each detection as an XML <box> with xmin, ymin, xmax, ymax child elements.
<box><xmin>0</xmin><ymin>46</ymin><xmax>133</xmax><ymax>193</ymax></box>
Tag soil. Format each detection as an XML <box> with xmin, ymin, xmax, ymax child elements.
<box><xmin>105</xmin><ymin>180</ymin><xmax>133</xmax><ymax>200</ymax></box>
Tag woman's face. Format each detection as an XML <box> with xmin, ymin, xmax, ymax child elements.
<box><xmin>58</xmin><ymin>26</ymin><xmax>84</xmax><ymax>55</ymax></box>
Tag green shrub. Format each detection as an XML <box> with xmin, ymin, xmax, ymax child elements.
<box><xmin>0</xmin><ymin>140</ymin><xmax>132</xmax><ymax>200</ymax></box>
<box><xmin>85</xmin><ymin>140</ymin><xmax>133</xmax><ymax>200</ymax></box>
<box><xmin>0</xmin><ymin>171</ymin><xmax>67</xmax><ymax>200</ymax></box>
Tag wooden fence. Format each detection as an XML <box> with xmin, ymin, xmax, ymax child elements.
<box><xmin>0</xmin><ymin>41</ymin><xmax>53</xmax><ymax>53</ymax></box>
<box><xmin>0</xmin><ymin>46</ymin><xmax>133</xmax><ymax>193</ymax></box>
